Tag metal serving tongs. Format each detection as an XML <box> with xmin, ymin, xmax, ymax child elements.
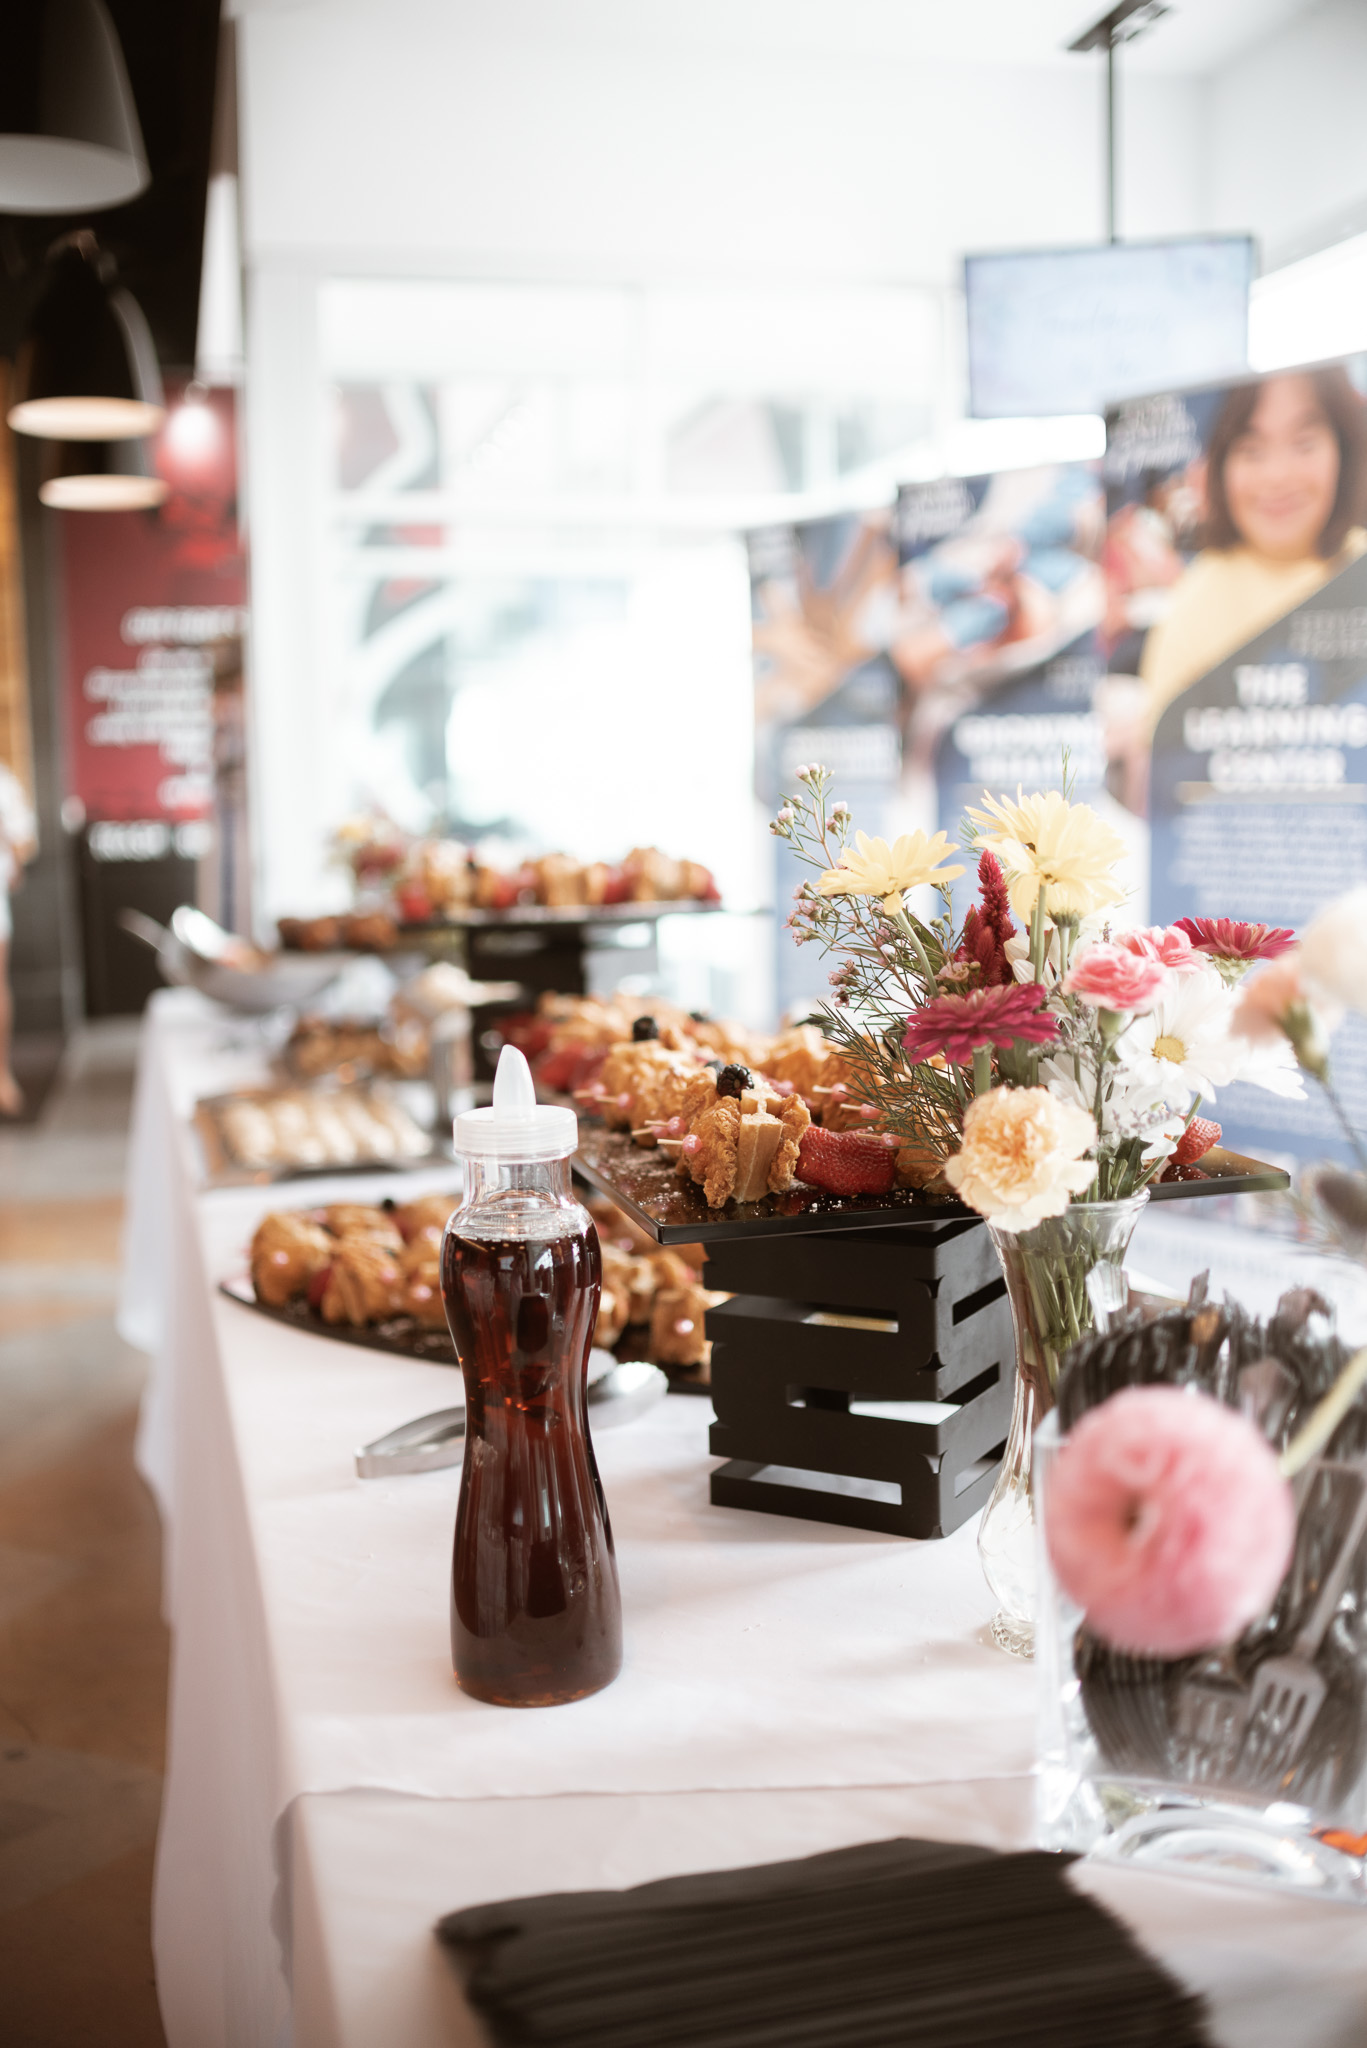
<box><xmin>354</xmin><ymin>1356</ymin><xmax>668</xmax><ymax>1478</ymax></box>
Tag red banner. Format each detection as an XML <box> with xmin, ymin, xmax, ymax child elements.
<box><xmin>60</xmin><ymin>384</ymin><xmax>245</xmax><ymax>823</ymax></box>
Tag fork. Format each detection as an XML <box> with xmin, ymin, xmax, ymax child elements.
<box><xmin>1172</xmin><ymin>1358</ymin><xmax>1302</xmax><ymax>1780</ymax></box>
<box><xmin>1237</xmin><ymin>1460</ymin><xmax>1367</xmax><ymax>1792</ymax></box>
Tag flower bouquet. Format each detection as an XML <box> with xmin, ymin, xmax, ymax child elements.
<box><xmin>772</xmin><ymin>765</ymin><xmax>1302</xmax><ymax>1652</ymax></box>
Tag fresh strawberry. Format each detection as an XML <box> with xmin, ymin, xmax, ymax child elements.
<box><xmin>797</xmin><ymin>1126</ymin><xmax>897</xmax><ymax>1198</ymax></box>
<box><xmin>1172</xmin><ymin>1116</ymin><xmax>1221</xmax><ymax>1167</ymax></box>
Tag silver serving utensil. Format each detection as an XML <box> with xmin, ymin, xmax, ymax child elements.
<box><xmin>355</xmin><ymin>1405</ymin><xmax>466</xmax><ymax>1478</ymax></box>
<box><xmin>1173</xmin><ymin>1357</ymin><xmax>1308</xmax><ymax>1781</ymax></box>
<box><xmin>1238</xmin><ymin>1355</ymin><xmax>1298</xmax><ymax>1443</ymax></box>
<box><xmin>354</xmin><ymin>1359</ymin><xmax>668</xmax><ymax>1478</ymax></box>
<box><xmin>1238</xmin><ymin>1457</ymin><xmax>1367</xmax><ymax>1791</ymax></box>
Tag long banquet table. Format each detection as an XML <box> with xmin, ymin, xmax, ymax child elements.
<box><xmin>122</xmin><ymin>989</ymin><xmax>1367</xmax><ymax>2048</ymax></box>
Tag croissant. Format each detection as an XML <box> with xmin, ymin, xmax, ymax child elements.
<box><xmin>250</xmin><ymin>1211</ymin><xmax>333</xmax><ymax>1306</ymax></box>
<box><xmin>320</xmin><ymin>1239</ymin><xmax>404</xmax><ymax>1325</ymax></box>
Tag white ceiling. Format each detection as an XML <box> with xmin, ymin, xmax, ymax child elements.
<box><xmin>228</xmin><ymin>0</ymin><xmax>1320</xmax><ymax>77</ymax></box>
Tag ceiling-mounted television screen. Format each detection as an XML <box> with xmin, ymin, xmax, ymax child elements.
<box><xmin>965</xmin><ymin>236</ymin><xmax>1254</xmax><ymax>420</ymax></box>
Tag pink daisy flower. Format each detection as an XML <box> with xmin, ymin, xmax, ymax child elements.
<box><xmin>902</xmin><ymin>984</ymin><xmax>1058</xmax><ymax>1066</ymax></box>
<box><xmin>1045</xmin><ymin>1385</ymin><xmax>1295</xmax><ymax>1658</ymax></box>
<box><xmin>1174</xmin><ymin>917</ymin><xmax>1295</xmax><ymax>963</ymax></box>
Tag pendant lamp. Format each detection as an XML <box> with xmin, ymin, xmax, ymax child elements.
<box><xmin>0</xmin><ymin>0</ymin><xmax>149</xmax><ymax>214</ymax></box>
<box><xmin>8</xmin><ymin>232</ymin><xmax>165</xmax><ymax>440</ymax></box>
<box><xmin>38</xmin><ymin>432</ymin><xmax>167</xmax><ymax>511</ymax></box>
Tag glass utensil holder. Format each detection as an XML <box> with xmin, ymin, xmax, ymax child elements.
<box><xmin>1034</xmin><ymin>1409</ymin><xmax>1367</xmax><ymax>1902</ymax></box>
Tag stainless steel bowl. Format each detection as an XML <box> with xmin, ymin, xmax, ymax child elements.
<box><xmin>120</xmin><ymin>908</ymin><xmax>348</xmax><ymax>1014</ymax></box>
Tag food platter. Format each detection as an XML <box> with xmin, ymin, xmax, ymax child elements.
<box><xmin>219</xmin><ymin>1274</ymin><xmax>461</xmax><ymax>1366</ymax></box>
<box><xmin>399</xmin><ymin>900</ymin><xmax>727</xmax><ymax>932</ymax></box>
<box><xmin>573</xmin><ymin>1124</ymin><xmax>1291</xmax><ymax>1248</ymax></box>
<box><xmin>193</xmin><ymin>1086</ymin><xmax>437</xmax><ymax>1188</ymax></box>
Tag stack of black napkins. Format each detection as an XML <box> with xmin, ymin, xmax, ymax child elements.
<box><xmin>435</xmin><ymin>1835</ymin><xmax>1212</xmax><ymax>2047</ymax></box>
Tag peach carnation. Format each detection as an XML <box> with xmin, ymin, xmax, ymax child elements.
<box><xmin>1065</xmin><ymin>943</ymin><xmax>1168</xmax><ymax>1014</ymax></box>
<box><xmin>1045</xmin><ymin>1385</ymin><xmax>1295</xmax><ymax>1658</ymax></box>
<box><xmin>1233</xmin><ymin>950</ymin><xmax>1342</xmax><ymax>1078</ymax></box>
<box><xmin>944</xmin><ymin>1085</ymin><xmax>1095</xmax><ymax>1232</ymax></box>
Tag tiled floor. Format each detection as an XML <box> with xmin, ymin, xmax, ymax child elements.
<box><xmin>0</xmin><ymin>1021</ymin><xmax>168</xmax><ymax>2047</ymax></box>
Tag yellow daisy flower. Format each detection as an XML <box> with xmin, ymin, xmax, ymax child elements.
<box><xmin>967</xmin><ymin>788</ymin><xmax>1127</xmax><ymax>925</ymax></box>
<box><xmin>817</xmin><ymin>829</ymin><xmax>964</xmax><ymax>915</ymax></box>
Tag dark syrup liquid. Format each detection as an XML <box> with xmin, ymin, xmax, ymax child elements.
<box><xmin>441</xmin><ymin>1221</ymin><xmax>622</xmax><ymax>1706</ymax></box>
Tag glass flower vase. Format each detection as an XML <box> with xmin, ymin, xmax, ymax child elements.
<box><xmin>977</xmin><ymin>1193</ymin><xmax>1149</xmax><ymax>1658</ymax></box>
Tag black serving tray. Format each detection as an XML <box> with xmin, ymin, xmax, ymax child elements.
<box><xmin>573</xmin><ymin>1125</ymin><xmax>1289</xmax><ymax>1247</ymax></box>
<box><xmin>216</xmin><ymin>1273</ymin><xmax>707</xmax><ymax>1393</ymax></box>
<box><xmin>398</xmin><ymin>900</ymin><xmax>727</xmax><ymax>934</ymax></box>
<box><xmin>219</xmin><ymin>1274</ymin><xmax>462</xmax><ymax>1367</ymax></box>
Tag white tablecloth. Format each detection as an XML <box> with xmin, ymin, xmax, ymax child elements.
<box><xmin>123</xmin><ymin>990</ymin><xmax>1367</xmax><ymax>2048</ymax></box>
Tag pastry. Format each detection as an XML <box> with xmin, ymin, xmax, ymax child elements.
<box><xmin>219</xmin><ymin>1100</ymin><xmax>281</xmax><ymax>1168</ymax></box>
<box><xmin>673</xmin><ymin>1078</ymin><xmax>809</xmax><ymax>1206</ymax></box>
<box><xmin>323</xmin><ymin>1204</ymin><xmax>403</xmax><ymax>1251</ymax></box>
<box><xmin>395</xmin><ymin>1194</ymin><xmax>458</xmax><ymax>1241</ymax></box>
<box><xmin>277</xmin><ymin>915</ymin><xmax>343</xmax><ymax>952</ymax></box>
<box><xmin>341</xmin><ymin>909</ymin><xmax>399</xmax><ymax>952</ymax></box>
<box><xmin>399</xmin><ymin>1241</ymin><xmax>449</xmax><ymax>1329</ymax></box>
<box><xmin>320</xmin><ymin>1238</ymin><xmax>404</xmax><ymax>1325</ymax></box>
<box><xmin>250</xmin><ymin>1211</ymin><xmax>334</xmax><ymax>1306</ymax></box>
<box><xmin>624</xmin><ymin>846</ymin><xmax>684</xmax><ymax>902</ymax></box>
<box><xmin>536</xmin><ymin>853</ymin><xmax>587</xmax><ymax>907</ymax></box>
<box><xmin>597</xmin><ymin>1042</ymin><xmax>695</xmax><ymax>1133</ymax></box>
<box><xmin>594</xmin><ymin>1279</ymin><xmax>630</xmax><ymax>1350</ymax></box>
<box><xmin>764</xmin><ymin>1024</ymin><xmax>831</xmax><ymax>1099</ymax></box>
<box><xmin>649</xmin><ymin>1283</ymin><xmax>714</xmax><ymax>1368</ymax></box>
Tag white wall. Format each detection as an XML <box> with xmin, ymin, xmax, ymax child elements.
<box><xmin>1210</xmin><ymin>0</ymin><xmax>1367</xmax><ymax>266</ymax></box>
<box><xmin>237</xmin><ymin>1</ymin><xmax>1206</xmax><ymax>286</ymax></box>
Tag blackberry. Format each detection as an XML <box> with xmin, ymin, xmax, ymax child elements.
<box><xmin>715</xmin><ymin>1062</ymin><xmax>754</xmax><ymax>1098</ymax></box>
<box><xmin>631</xmin><ymin>1015</ymin><xmax>660</xmax><ymax>1042</ymax></box>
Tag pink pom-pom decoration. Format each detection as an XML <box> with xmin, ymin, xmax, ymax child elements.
<box><xmin>1044</xmin><ymin>1385</ymin><xmax>1295</xmax><ymax>1658</ymax></box>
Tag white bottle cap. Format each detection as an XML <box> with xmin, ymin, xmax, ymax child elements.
<box><xmin>453</xmin><ymin>1044</ymin><xmax>578</xmax><ymax>1162</ymax></box>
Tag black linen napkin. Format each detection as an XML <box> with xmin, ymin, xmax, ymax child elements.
<box><xmin>435</xmin><ymin>1835</ymin><xmax>1212</xmax><ymax>2047</ymax></box>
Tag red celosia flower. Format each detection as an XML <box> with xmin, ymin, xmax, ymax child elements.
<box><xmin>954</xmin><ymin>850</ymin><xmax>1017</xmax><ymax>987</ymax></box>
<box><xmin>902</xmin><ymin>984</ymin><xmax>1058</xmax><ymax>1065</ymax></box>
<box><xmin>1173</xmin><ymin>917</ymin><xmax>1294</xmax><ymax>962</ymax></box>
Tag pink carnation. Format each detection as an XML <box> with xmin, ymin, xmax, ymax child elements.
<box><xmin>1117</xmin><ymin>925</ymin><xmax>1199</xmax><ymax>975</ymax></box>
<box><xmin>1045</xmin><ymin>1386</ymin><xmax>1295</xmax><ymax>1658</ymax></box>
<box><xmin>1063</xmin><ymin>943</ymin><xmax>1168</xmax><ymax>1015</ymax></box>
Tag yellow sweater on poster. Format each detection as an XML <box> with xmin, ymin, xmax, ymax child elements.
<box><xmin>1140</xmin><ymin>528</ymin><xmax>1367</xmax><ymax>731</ymax></box>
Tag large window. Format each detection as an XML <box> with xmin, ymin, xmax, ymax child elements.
<box><xmin>249</xmin><ymin>274</ymin><xmax>943</xmax><ymax>1015</ymax></box>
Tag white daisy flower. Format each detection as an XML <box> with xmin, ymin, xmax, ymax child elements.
<box><xmin>1113</xmin><ymin>965</ymin><xmax>1245</xmax><ymax>1100</ymax></box>
<box><xmin>1041</xmin><ymin>1053</ymin><xmax>1191</xmax><ymax>1142</ymax></box>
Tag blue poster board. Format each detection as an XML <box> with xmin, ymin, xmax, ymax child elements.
<box><xmin>1150</xmin><ymin>553</ymin><xmax>1367</xmax><ymax>1165</ymax></box>
<box><xmin>748</xmin><ymin>515</ymin><xmax>906</xmax><ymax>1018</ymax></box>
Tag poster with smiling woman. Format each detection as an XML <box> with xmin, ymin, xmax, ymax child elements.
<box><xmin>1101</xmin><ymin>355</ymin><xmax>1367</xmax><ymax>1168</ymax></box>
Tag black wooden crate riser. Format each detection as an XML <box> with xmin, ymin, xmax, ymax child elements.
<box><xmin>703</xmin><ymin>1218</ymin><xmax>1014</xmax><ymax>1541</ymax></box>
<box><xmin>706</xmin><ymin>1286</ymin><xmax>1009</xmax><ymax>1401</ymax></box>
<box><xmin>703</xmin><ymin>1218</ymin><xmax>998</xmax><ymax>1305</ymax></box>
<box><xmin>708</xmin><ymin>1317</ymin><xmax>1013</xmax><ymax>1457</ymax></box>
<box><xmin>709</xmin><ymin>1452</ymin><xmax>1002</xmax><ymax>1541</ymax></box>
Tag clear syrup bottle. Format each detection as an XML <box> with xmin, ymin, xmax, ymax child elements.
<box><xmin>441</xmin><ymin>1046</ymin><xmax>622</xmax><ymax>1706</ymax></box>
